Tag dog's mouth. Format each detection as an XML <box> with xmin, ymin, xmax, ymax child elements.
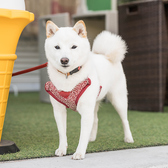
<box><xmin>61</xmin><ymin>65</ymin><xmax>69</xmax><ymax>68</ymax></box>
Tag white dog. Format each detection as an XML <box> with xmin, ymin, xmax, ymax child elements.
<box><xmin>44</xmin><ymin>20</ymin><xmax>134</xmax><ymax>160</ymax></box>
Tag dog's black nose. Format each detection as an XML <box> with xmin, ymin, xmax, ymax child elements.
<box><xmin>61</xmin><ymin>57</ymin><xmax>69</xmax><ymax>65</ymax></box>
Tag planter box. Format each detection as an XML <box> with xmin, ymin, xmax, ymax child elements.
<box><xmin>119</xmin><ymin>0</ymin><xmax>168</xmax><ymax>112</ymax></box>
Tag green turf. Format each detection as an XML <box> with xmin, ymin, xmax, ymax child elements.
<box><xmin>0</xmin><ymin>92</ymin><xmax>168</xmax><ymax>161</ymax></box>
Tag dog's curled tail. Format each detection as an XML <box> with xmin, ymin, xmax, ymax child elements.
<box><xmin>92</xmin><ymin>31</ymin><xmax>127</xmax><ymax>63</ymax></box>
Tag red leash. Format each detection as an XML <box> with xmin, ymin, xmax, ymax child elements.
<box><xmin>12</xmin><ymin>62</ymin><xmax>48</xmax><ymax>77</ymax></box>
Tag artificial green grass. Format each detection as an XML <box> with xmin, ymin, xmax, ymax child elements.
<box><xmin>0</xmin><ymin>92</ymin><xmax>168</xmax><ymax>161</ymax></box>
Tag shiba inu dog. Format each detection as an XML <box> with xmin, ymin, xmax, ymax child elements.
<box><xmin>44</xmin><ymin>20</ymin><xmax>134</xmax><ymax>160</ymax></box>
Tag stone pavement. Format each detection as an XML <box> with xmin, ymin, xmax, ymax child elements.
<box><xmin>0</xmin><ymin>145</ymin><xmax>168</xmax><ymax>168</ymax></box>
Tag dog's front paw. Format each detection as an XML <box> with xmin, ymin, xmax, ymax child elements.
<box><xmin>72</xmin><ymin>152</ymin><xmax>85</xmax><ymax>160</ymax></box>
<box><xmin>124</xmin><ymin>136</ymin><xmax>134</xmax><ymax>143</ymax></box>
<box><xmin>55</xmin><ymin>148</ymin><xmax>67</xmax><ymax>157</ymax></box>
<box><xmin>89</xmin><ymin>136</ymin><xmax>96</xmax><ymax>142</ymax></box>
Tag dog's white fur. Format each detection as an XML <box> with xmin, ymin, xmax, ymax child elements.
<box><xmin>45</xmin><ymin>20</ymin><xmax>134</xmax><ymax>160</ymax></box>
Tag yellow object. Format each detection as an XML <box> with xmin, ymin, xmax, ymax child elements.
<box><xmin>0</xmin><ymin>9</ymin><xmax>34</xmax><ymax>141</ymax></box>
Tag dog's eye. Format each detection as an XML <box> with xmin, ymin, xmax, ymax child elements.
<box><xmin>55</xmin><ymin>45</ymin><xmax>60</xmax><ymax>49</ymax></box>
<box><xmin>71</xmin><ymin>45</ymin><xmax>77</xmax><ymax>49</ymax></box>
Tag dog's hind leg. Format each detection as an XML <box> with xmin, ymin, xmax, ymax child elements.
<box><xmin>107</xmin><ymin>88</ymin><xmax>134</xmax><ymax>143</ymax></box>
<box><xmin>89</xmin><ymin>101</ymin><xmax>100</xmax><ymax>142</ymax></box>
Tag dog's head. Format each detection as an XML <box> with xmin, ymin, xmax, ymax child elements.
<box><xmin>45</xmin><ymin>20</ymin><xmax>90</xmax><ymax>73</ymax></box>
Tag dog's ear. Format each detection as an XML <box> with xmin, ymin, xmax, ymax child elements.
<box><xmin>46</xmin><ymin>21</ymin><xmax>59</xmax><ymax>38</ymax></box>
<box><xmin>73</xmin><ymin>20</ymin><xmax>87</xmax><ymax>38</ymax></box>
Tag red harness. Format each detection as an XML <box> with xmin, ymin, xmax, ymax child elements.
<box><xmin>45</xmin><ymin>78</ymin><xmax>92</xmax><ymax>111</ymax></box>
<box><xmin>11</xmin><ymin>63</ymin><xmax>102</xmax><ymax>112</ymax></box>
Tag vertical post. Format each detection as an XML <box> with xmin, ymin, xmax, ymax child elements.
<box><xmin>112</xmin><ymin>0</ymin><xmax>117</xmax><ymax>11</ymax></box>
